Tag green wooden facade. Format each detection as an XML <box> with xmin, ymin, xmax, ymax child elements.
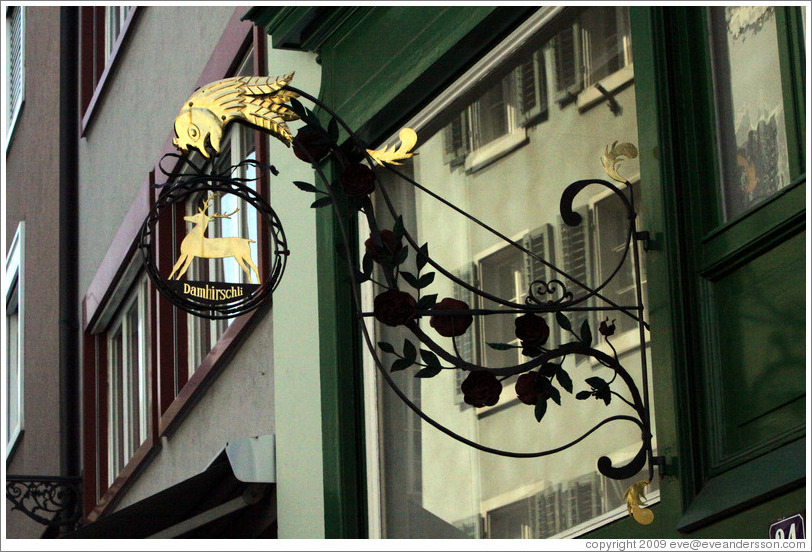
<box><xmin>246</xmin><ymin>6</ymin><xmax>806</xmax><ymax>539</ymax></box>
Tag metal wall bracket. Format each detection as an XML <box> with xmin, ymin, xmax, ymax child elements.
<box><xmin>6</xmin><ymin>475</ymin><xmax>82</xmax><ymax>530</ymax></box>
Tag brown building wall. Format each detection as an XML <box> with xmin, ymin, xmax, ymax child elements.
<box><xmin>5</xmin><ymin>6</ymin><xmax>64</xmax><ymax>539</ymax></box>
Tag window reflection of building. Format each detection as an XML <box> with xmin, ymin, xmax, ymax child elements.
<box><xmin>368</xmin><ymin>6</ymin><xmax>655</xmax><ymax>539</ymax></box>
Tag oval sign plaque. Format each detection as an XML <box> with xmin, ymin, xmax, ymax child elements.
<box><xmin>139</xmin><ymin>168</ymin><xmax>288</xmax><ymax>319</ymax></box>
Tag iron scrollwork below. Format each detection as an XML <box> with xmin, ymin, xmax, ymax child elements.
<box><xmin>6</xmin><ymin>476</ymin><xmax>82</xmax><ymax>529</ymax></box>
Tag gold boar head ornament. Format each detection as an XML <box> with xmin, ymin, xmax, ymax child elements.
<box><xmin>172</xmin><ymin>73</ymin><xmax>300</xmax><ymax>159</ymax></box>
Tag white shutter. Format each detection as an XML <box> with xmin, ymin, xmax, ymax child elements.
<box><xmin>6</xmin><ymin>6</ymin><xmax>25</xmax><ymax>136</ymax></box>
<box><xmin>522</xmin><ymin>224</ymin><xmax>557</xmax><ymax>345</ymax></box>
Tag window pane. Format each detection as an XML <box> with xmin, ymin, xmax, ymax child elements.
<box><xmin>6</xmin><ymin>283</ymin><xmax>20</xmax><ymax>441</ymax></box>
<box><xmin>366</xmin><ymin>7</ymin><xmax>654</xmax><ymax>539</ymax></box>
<box><xmin>126</xmin><ymin>299</ymin><xmax>142</xmax><ymax>451</ymax></box>
<box><xmin>710</xmin><ymin>7</ymin><xmax>792</xmax><ymax>220</ymax></box>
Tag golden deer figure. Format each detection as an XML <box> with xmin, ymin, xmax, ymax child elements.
<box><xmin>168</xmin><ymin>195</ymin><xmax>260</xmax><ymax>284</ymax></box>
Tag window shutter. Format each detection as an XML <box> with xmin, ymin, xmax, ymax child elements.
<box><xmin>558</xmin><ymin>207</ymin><xmax>594</xmax><ymax>343</ymax></box>
<box><xmin>554</xmin><ymin>23</ymin><xmax>583</xmax><ymax>101</ymax></box>
<box><xmin>442</xmin><ymin>110</ymin><xmax>469</xmax><ymax>166</ymax></box>
<box><xmin>7</xmin><ymin>6</ymin><xmax>24</xmax><ymax>132</ymax></box>
<box><xmin>517</xmin><ymin>50</ymin><xmax>548</xmax><ymax>124</ymax></box>
<box><xmin>533</xmin><ymin>485</ymin><xmax>561</xmax><ymax>538</ymax></box>
<box><xmin>452</xmin><ymin>263</ymin><xmax>476</xmax><ymax>406</ymax></box>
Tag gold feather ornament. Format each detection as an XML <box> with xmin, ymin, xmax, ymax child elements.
<box><xmin>367</xmin><ymin>128</ymin><xmax>418</xmax><ymax>166</ymax></box>
<box><xmin>173</xmin><ymin>73</ymin><xmax>300</xmax><ymax>158</ymax></box>
<box><xmin>624</xmin><ymin>479</ymin><xmax>655</xmax><ymax>525</ymax></box>
<box><xmin>601</xmin><ymin>141</ymin><xmax>639</xmax><ymax>183</ymax></box>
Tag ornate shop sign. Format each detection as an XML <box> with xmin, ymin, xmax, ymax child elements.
<box><xmin>140</xmin><ymin>72</ymin><xmax>659</xmax><ymax>525</ymax></box>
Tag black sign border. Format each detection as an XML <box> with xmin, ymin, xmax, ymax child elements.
<box><xmin>139</xmin><ymin>172</ymin><xmax>288</xmax><ymax>320</ymax></box>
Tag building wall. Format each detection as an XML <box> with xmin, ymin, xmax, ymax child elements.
<box><xmin>74</xmin><ymin>7</ymin><xmax>326</xmax><ymax>537</ymax></box>
<box><xmin>4</xmin><ymin>6</ymin><xmax>63</xmax><ymax>540</ymax></box>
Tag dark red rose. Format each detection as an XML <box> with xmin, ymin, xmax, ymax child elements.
<box><xmin>514</xmin><ymin>313</ymin><xmax>550</xmax><ymax>347</ymax></box>
<box><xmin>340</xmin><ymin>163</ymin><xmax>376</xmax><ymax>198</ymax></box>
<box><xmin>429</xmin><ymin>298</ymin><xmax>473</xmax><ymax>337</ymax></box>
<box><xmin>599</xmin><ymin>318</ymin><xmax>616</xmax><ymax>337</ymax></box>
<box><xmin>461</xmin><ymin>370</ymin><xmax>502</xmax><ymax>408</ymax></box>
<box><xmin>364</xmin><ymin>229</ymin><xmax>402</xmax><ymax>262</ymax></box>
<box><xmin>515</xmin><ymin>371</ymin><xmax>551</xmax><ymax>405</ymax></box>
<box><xmin>373</xmin><ymin>289</ymin><xmax>416</xmax><ymax>327</ymax></box>
<box><xmin>292</xmin><ymin>126</ymin><xmax>331</xmax><ymax>163</ymax></box>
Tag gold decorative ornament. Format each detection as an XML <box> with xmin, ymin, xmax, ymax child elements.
<box><xmin>624</xmin><ymin>479</ymin><xmax>655</xmax><ymax>525</ymax></box>
<box><xmin>367</xmin><ymin>128</ymin><xmax>418</xmax><ymax>166</ymax></box>
<box><xmin>168</xmin><ymin>194</ymin><xmax>260</xmax><ymax>284</ymax></box>
<box><xmin>172</xmin><ymin>74</ymin><xmax>300</xmax><ymax>158</ymax></box>
<box><xmin>601</xmin><ymin>141</ymin><xmax>639</xmax><ymax>183</ymax></box>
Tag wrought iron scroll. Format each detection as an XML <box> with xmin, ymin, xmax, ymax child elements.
<box><xmin>168</xmin><ymin>75</ymin><xmax>661</xmax><ymax>522</ymax></box>
<box><xmin>6</xmin><ymin>475</ymin><xmax>82</xmax><ymax>529</ymax></box>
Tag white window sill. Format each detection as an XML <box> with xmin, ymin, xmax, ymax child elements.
<box><xmin>464</xmin><ymin>128</ymin><xmax>529</xmax><ymax>173</ymax></box>
<box><xmin>577</xmin><ymin>64</ymin><xmax>635</xmax><ymax>113</ymax></box>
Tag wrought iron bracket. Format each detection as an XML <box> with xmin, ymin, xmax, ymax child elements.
<box><xmin>5</xmin><ymin>475</ymin><xmax>82</xmax><ymax>529</ymax></box>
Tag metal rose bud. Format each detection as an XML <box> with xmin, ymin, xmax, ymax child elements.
<box><xmin>373</xmin><ymin>289</ymin><xmax>416</xmax><ymax>327</ymax></box>
<box><xmin>364</xmin><ymin>229</ymin><xmax>402</xmax><ymax>263</ymax></box>
<box><xmin>292</xmin><ymin>126</ymin><xmax>331</xmax><ymax>163</ymax></box>
<box><xmin>514</xmin><ymin>313</ymin><xmax>550</xmax><ymax>347</ymax></box>
<box><xmin>599</xmin><ymin>318</ymin><xmax>616</xmax><ymax>337</ymax></box>
<box><xmin>339</xmin><ymin>163</ymin><xmax>376</xmax><ymax>198</ymax></box>
<box><xmin>461</xmin><ymin>370</ymin><xmax>502</xmax><ymax>408</ymax></box>
<box><xmin>429</xmin><ymin>297</ymin><xmax>473</xmax><ymax>338</ymax></box>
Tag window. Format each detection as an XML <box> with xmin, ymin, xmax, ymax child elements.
<box><xmin>5</xmin><ymin>5</ymin><xmax>24</xmax><ymax>146</ymax></box>
<box><xmin>443</xmin><ymin>48</ymin><xmax>547</xmax><ymax>171</ymax></box>
<box><xmin>364</xmin><ymin>7</ymin><xmax>655</xmax><ymax>539</ymax></box>
<box><xmin>79</xmin><ymin>6</ymin><xmax>136</xmax><ymax>127</ymax></box>
<box><xmin>106</xmin><ymin>275</ymin><xmax>148</xmax><ymax>484</ymax></box>
<box><xmin>5</xmin><ymin>222</ymin><xmax>25</xmax><ymax>457</ymax></box>
<box><xmin>181</xmin><ymin>52</ymin><xmax>261</xmax><ymax>375</ymax></box>
<box><xmin>709</xmin><ymin>6</ymin><xmax>793</xmax><ymax>220</ymax></box>
<box><xmin>553</xmin><ymin>7</ymin><xmax>633</xmax><ymax>108</ymax></box>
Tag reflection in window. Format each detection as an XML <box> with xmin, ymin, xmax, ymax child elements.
<box><xmin>710</xmin><ymin>6</ymin><xmax>792</xmax><ymax>220</ymax></box>
<box><xmin>107</xmin><ymin>276</ymin><xmax>147</xmax><ymax>484</ymax></box>
<box><xmin>366</xmin><ymin>7</ymin><xmax>655</xmax><ymax>539</ymax></box>
<box><xmin>554</xmin><ymin>7</ymin><xmax>633</xmax><ymax>99</ymax></box>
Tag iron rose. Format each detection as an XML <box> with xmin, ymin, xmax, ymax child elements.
<box><xmin>514</xmin><ymin>313</ymin><xmax>550</xmax><ymax>346</ymax></box>
<box><xmin>364</xmin><ymin>229</ymin><xmax>402</xmax><ymax>262</ymax></box>
<box><xmin>340</xmin><ymin>163</ymin><xmax>376</xmax><ymax>198</ymax></box>
<box><xmin>461</xmin><ymin>370</ymin><xmax>502</xmax><ymax>408</ymax></box>
<box><xmin>292</xmin><ymin>126</ymin><xmax>331</xmax><ymax>163</ymax></box>
<box><xmin>373</xmin><ymin>289</ymin><xmax>416</xmax><ymax>327</ymax></box>
<box><xmin>429</xmin><ymin>297</ymin><xmax>473</xmax><ymax>337</ymax></box>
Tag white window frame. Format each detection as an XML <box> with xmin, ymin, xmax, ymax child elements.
<box><xmin>104</xmin><ymin>6</ymin><xmax>132</xmax><ymax>64</ymax></box>
<box><xmin>5</xmin><ymin>5</ymin><xmax>25</xmax><ymax>150</ymax></box>
<box><xmin>107</xmin><ymin>275</ymin><xmax>148</xmax><ymax>485</ymax></box>
<box><xmin>4</xmin><ymin>222</ymin><xmax>25</xmax><ymax>458</ymax></box>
